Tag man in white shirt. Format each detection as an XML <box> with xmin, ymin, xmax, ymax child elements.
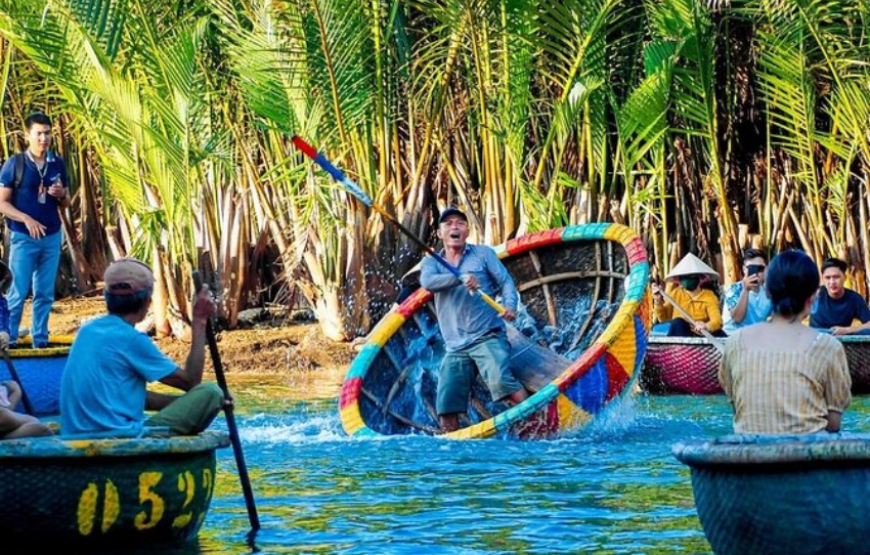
<box><xmin>722</xmin><ymin>248</ymin><xmax>773</xmax><ymax>335</ymax></box>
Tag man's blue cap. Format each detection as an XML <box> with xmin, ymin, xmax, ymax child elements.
<box><xmin>438</xmin><ymin>207</ymin><xmax>468</xmax><ymax>224</ymax></box>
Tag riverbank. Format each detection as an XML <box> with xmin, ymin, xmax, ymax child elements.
<box><xmin>31</xmin><ymin>297</ymin><xmax>356</xmax><ymax>375</ymax></box>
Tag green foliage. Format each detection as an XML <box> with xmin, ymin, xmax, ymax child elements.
<box><xmin>3</xmin><ymin>0</ymin><xmax>870</xmax><ymax>334</ymax></box>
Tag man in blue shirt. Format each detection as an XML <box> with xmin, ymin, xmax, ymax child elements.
<box><xmin>420</xmin><ymin>208</ymin><xmax>528</xmax><ymax>432</ymax></box>
<box><xmin>811</xmin><ymin>257</ymin><xmax>870</xmax><ymax>336</ymax></box>
<box><xmin>0</xmin><ymin>112</ymin><xmax>70</xmax><ymax>348</ymax></box>
<box><xmin>722</xmin><ymin>248</ymin><xmax>773</xmax><ymax>334</ymax></box>
<box><xmin>60</xmin><ymin>258</ymin><xmax>224</xmax><ymax>437</ymax></box>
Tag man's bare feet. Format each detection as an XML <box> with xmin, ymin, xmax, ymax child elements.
<box><xmin>439</xmin><ymin>414</ymin><xmax>460</xmax><ymax>433</ymax></box>
<box><xmin>507</xmin><ymin>389</ymin><xmax>529</xmax><ymax>406</ymax></box>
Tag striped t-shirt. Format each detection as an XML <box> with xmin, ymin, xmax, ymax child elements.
<box><xmin>718</xmin><ymin>328</ymin><xmax>851</xmax><ymax>434</ymax></box>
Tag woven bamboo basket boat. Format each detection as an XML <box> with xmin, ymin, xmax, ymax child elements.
<box><xmin>674</xmin><ymin>434</ymin><xmax>870</xmax><ymax>555</ymax></box>
<box><xmin>0</xmin><ymin>334</ymin><xmax>74</xmax><ymax>415</ymax></box>
<box><xmin>340</xmin><ymin>223</ymin><xmax>652</xmax><ymax>439</ymax></box>
<box><xmin>642</xmin><ymin>334</ymin><xmax>870</xmax><ymax>395</ymax></box>
<box><xmin>640</xmin><ymin>336</ymin><xmax>723</xmax><ymax>395</ymax></box>
<box><xmin>0</xmin><ymin>431</ymin><xmax>229</xmax><ymax>548</ymax></box>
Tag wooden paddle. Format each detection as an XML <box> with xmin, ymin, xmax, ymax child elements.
<box><xmin>1</xmin><ymin>348</ymin><xmax>34</xmax><ymax>415</ymax></box>
<box><xmin>657</xmin><ymin>286</ymin><xmax>726</xmax><ymax>353</ymax></box>
<box><xmin>193</xmin><ymin>272</ymin><xmax>260</xmax><ymax>534</ymax></box>
<box><xmin>506</xmin><ymin>326</ymin><xmax>573</xmax><ymax>392</ymax></box>
<box><xmin>292</xmin><ymin>136</ymin><xmax>509</xmax><ymax>316</ymax></box>
<box><xmin>293</xmin><ymin>138</ymin><xmax>578</xmax><ymax>418</ymax></box>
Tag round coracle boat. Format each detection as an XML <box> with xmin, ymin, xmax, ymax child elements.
<box><xmin>0</xmin><ymin>431</ymin><xmax>230</xmax><ymax>548</ymax></box>
<box><xmin>340</xmin><ymin>223</ymin><xmax>652</xmax><ymax>439</ymax></box>
<box><xmin>643</xmin><ymin>334</ymin><xmax>870</xmax><ymax>395</ymax></box>
<box><xmin>0</xmin><ymin>334</ymin><xmax>74</xmax><ymax>415</ymax></box>
<box><xmin>674</xmin><ymin>433</ymin><xmax>870</xmax><ymax>555</ymax></box>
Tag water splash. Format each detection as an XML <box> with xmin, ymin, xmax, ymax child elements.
<box><xmin>513</xmin><ymin>298</ymin><xmax>622</xmax><ymax>360</ymax></box>
<box><xmin>236</xmin><ymin>413</ymin><xmax>346</xmax><ymax>444</ymax></box>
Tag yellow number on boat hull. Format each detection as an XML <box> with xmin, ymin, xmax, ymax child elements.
<box><xmin>77</xmin><ymin>480</ymin><xmax>120</xmax><ymax>536</ymax></box>
<box><xmin>75</xmin><ymin>467</ymin><xmax>211</xmax><ymax>537</ymax></box>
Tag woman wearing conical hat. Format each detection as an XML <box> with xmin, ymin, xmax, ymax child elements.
<box><xmin>652</xmin><ymin>253</ymin><xmax>727</xmax><ymax>338</ymax></box>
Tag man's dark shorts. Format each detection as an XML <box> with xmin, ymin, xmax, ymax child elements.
<box><xmin>436</xmin><ymin>330</ymin><xmax>524</xmax><ymax>415</ymax></box>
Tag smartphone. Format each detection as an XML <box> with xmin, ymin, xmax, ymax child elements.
<box><xmin>747</xmin><ymin>264</ymin><xmax>763</xmax><ymax>276</ymax></box>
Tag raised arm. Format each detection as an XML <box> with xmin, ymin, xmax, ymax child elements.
<box><xmin>159</xmin><ymin>286</ymin><xmax>214</xmax><ymax>391</ymax></box>
<box><xmin>419</xmin><ymin>255</ymin><xmax>461</xmax><ymax>292</ymax></box>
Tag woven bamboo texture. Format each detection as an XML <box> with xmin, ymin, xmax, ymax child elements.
<box><xmin>0</xmin><ymin>335</ymin><xmax>73</xmax><ymax>415</ymax></box>
<box><xmin>640</xmin><ymin>337</ymin><xmax>723</xmax><ymax>395</ymax></box>
<box><xmin>642</xmin><ymin>335</ymin><xmax>870</xmax><ymax>395</ymax></box>
<box><xmin>674</xmin><ymin>434</ymin><xmax>870</xmax><ymax>555</ymax></box>
<box><xmin>841</xmin><ymin>336</ymin><xmax>870</xmax><ymax>394</ymax></box>
<box><xmin>0</xmin><ymin>432</ymin><xmax>229</xmax><ymax>548</ymax></box>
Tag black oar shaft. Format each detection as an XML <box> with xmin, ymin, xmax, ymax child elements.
<box><xmin>194</xmin><ymin>273</ymin><xmax>260</xmax><ymax>533</ymax></box>
<box><xmin>2</xmin><ymin>349</ymin><xmax>34</xmax><ymax>415</ymax></box>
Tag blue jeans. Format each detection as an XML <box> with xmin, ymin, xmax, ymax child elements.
<box><xmin>7</xmin><ymin>230</ymin><xmax>62</xmax><ymax>344</ymax></box>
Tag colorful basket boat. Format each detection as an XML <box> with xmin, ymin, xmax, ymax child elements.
<box><xmin>642</xmin><ymin>334</ymin><xmax>870</xmax><ymax>395</ymax></box>
<box><xmin>640</xmin><ymin>336</ymin><xmax>723</xmax><ymax>395</ymax></box>
<box><xmin>0</xmin><ymin>334</ymin><xmax>73</xmax><ymax>415</ymax></box>
<box><xmin>0</xmin><ymin>431</ymin><xmax>229</xmax><ymax>548</ymax></box>
<box><xmin>674</xmin><ymin>434</ymin><xmax>870</xmax><ymax>555</ymax></box>
<box><xmin>340</xmin><ymin>223</ymin><xmax>652</xmax><ymax>439</ymax></box>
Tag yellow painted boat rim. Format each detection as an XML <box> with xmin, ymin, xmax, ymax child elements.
<box><xmin>9</xmin><ymin>334</ymin><xmax>75</xmax><ymax>357</ymax></box>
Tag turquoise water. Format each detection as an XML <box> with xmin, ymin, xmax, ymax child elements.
<box><xmin>122</xmin><ymin>384</ymin><xmax>870</xmax><ymax>555</ymax></box>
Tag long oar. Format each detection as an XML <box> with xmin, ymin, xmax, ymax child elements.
<box><xmin>658</xmin><ymin>287</ymin><xmax>726</xmax><ymax>353</ymax></box>
<box><xmin>291</xmin><ymin>136</ymin><xmax>508</xmax><ymax>316</ymax></box>
<box><xmin>1</xmin><ymin>348</ymin><xmax>34</xmax><ymax>415</ymax></box>
<box><xmin>193</xmin><ymin>273</ymin><xmax>260</xmax><ymax>534</ymax></box>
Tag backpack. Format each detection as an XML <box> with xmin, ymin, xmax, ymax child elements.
<box><xmin>11</xmin><ymin>152</ymin><xmax>25</xmax><ymax>189</ymax></box>
<box><xmin>1</xmin><ymin>153</ymin><xmax>26</xmax><ymax>240</ymax></box>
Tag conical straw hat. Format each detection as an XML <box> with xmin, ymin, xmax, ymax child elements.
<box><xmin>666</xmin><ymin>253</ymin><xmax>719</xmax><ymax>279</ymax></box>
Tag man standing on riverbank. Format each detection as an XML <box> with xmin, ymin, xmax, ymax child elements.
<box><xmin>0</xmin><ymin>112</ymin><xmax>70</xmax><ymax>348</ymax></box>
<box><xmin>810</xmin><ymin>257</ymin><xmax>870</xmax><ymax>336</ymax></box>
<box><xmin>420</xmin><ymin>207</ymin><xmax>528</xmax><ymax>433</ymax></box>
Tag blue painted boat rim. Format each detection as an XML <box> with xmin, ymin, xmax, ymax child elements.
<box><xmin>674</xmin><ymin>433</ymin><xmax>870</xmax><ymax>466</ymax></box>
<box><xmin>0</xmin><ymin>430</ymin><xmax>230</xmax><ymax>458</ymax></box>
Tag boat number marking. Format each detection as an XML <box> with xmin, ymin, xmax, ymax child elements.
<box><xmin>76</xmin><ymin>469</ymin><xmax>211</xmax><ymax>536</ymax></box>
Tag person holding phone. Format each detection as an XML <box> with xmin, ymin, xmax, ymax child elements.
<box><xmin>722</xmin><ymin>248</ymin><xmax>773</xmax><ymax>335</ymax></box>
<box><xmin>0</xmin><ymin>112</ymin><xmax>70</xmax><ymax>349</ymax></box>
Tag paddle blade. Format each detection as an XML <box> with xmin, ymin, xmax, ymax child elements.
<box><xmin>291</xmin><ymin>136</ymin><xmax>373</xmax><ymax>207</ymax></box>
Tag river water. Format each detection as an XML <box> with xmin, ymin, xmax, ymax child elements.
<box><xmin>116</xmin><ymin>371</ymin><xmax>870</xmax><ymax>555</ymax></box>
